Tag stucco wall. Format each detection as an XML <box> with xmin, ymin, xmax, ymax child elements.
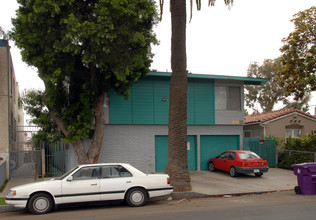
<box><xmin>244</xmin><ymin>113</ymin><xmax>316</xmax><ymax>138</ymax></box>
<box><xmin>265</xmin><ymin>113</ymin><xmax>316</xmax><ymax>138</ymax></box>
<box><xmin>0</xmin><ymin>46</ymin><xmax>9</xmax><ymax>156</ymax></box>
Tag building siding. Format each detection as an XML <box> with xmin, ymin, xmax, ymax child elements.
<box><xmin>110</xmin><ymin>76</ymin><xmax>215</xmax><ymax>125</ymax></box>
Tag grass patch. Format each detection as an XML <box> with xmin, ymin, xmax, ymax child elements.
<box><xmin>0</xmin><ymin>198</ymin><xmax>5</xmax><ymax>205</ymax></box>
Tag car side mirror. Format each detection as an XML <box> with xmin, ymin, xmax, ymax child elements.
<box><xmin>67</xmin><ymin>176</ymin><xmax>73</xmax><ymax>182</ymax></box>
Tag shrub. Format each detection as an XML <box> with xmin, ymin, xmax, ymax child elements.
<box><xmin>277</xmin><ymin>133</ymin><xmax>316</xmax><ymax>169</ymax></box>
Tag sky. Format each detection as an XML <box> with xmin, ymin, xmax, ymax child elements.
<box><xmin>1</xmin><ymin>0</ymin><xmax>315</xmax><ymax>116</ymax></box>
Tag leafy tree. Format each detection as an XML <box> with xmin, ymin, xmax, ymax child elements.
<box><xmin>159</xmin><ymin>0</ymin><xmax>233</xmax><ymax>191</ymax></box>
<box><xmin>21</xmin><ymin>89</ymin><xmax>62</xmax><ymax>142</ymax></box>
<box><xmin>245</xmin><ymin>58</ymin><xmax>311</xmax><ymax>113</ymax></box>
<box><xmin>282</xmin><ymin>93</ymin><xmax>311</xmax><ymax>112</ymax></box>
<box><xmin>245</xmin><ymin>59</ymin><xmax>284</xmax><ymax>112</ymax></box>
<box><xmin>10</xmin><ymin>0</ymin><xmax>158</xmax><ymax>164</ymax></box>
<box><xmin>279</xmin><ymin>6</ymin><xmax>316</xmax><ymax>100</ymax></box>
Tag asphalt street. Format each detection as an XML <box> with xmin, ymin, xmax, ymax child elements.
<box><xmin>0</xmin><ymin>191</ymin><xmax>315</xmax><ymax>220</ymax></box>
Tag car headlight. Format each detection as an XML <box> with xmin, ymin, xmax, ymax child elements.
<box><xmin>7</xmin><ymin>190</ymin><xmax>16</xmax><ymax>197</ymax></box>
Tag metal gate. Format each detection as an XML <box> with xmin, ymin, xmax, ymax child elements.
<box><xmin>9</xmin><ymin>126</ymin><xmax>43</xmax><ymax>178</ymax></box>
<box><xmin>243</xmin><ymin>136</ymin><xmax>276</xmax><ymax>167</ymax></box>
<box><xmin>44</xmin><ymin>140</ymin><xmax>69</xmax><ymax>177</ymax></box>
<box><xmin>9</xmin><ymin>126</ymin><xmax>69</xmax><ymax>178</ymax></box>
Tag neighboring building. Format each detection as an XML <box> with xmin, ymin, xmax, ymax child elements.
<box><xmin>0</xmin><ymin>38</ymin><xmax>25</xmax><ymax>162</ymax></box>
<box><xmin>244</xmin><ymin>108</ymin><xmax>316</xmax><ymax>139</ymax></box>
<box><xmin>67</xmin><ymin>71</ymin><xmax>268</xmax><ymax>172</ymax></box>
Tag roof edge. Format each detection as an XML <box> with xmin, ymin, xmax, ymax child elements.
<box><xmin>148</xmin><ymin>71</ymin><xmax>269</xmax><ymax>85</ymax></box>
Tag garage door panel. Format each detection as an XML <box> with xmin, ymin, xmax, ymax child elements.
<box><xmin>200</xmin><ymin>136</ymin><xmax>239</xmax><ymax>170</ymax></box>
<box><xmin>155</xmin><ymin>136</ymin><xmax>197</xmax><ymax>172</ymax></box>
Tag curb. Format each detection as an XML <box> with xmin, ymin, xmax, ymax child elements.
<box><xmin>0</xmin><ymin>205</ymin><xmax>21</xmax><ymax>213</ymax></box>
<box><xmin>170</xmin><ymin>189</ymin><xmax>294</xmax><ymax>200</ymax></box>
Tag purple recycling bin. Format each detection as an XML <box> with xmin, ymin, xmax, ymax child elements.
<box><xmin>292</xmin><ymin>162</ymin><xmax>316</xmax><ymax>195</ymax></box>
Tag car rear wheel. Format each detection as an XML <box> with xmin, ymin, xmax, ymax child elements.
<box><xmin>208</xmin><ymin>162</ymin><xmax>215</xmax><ymax>172</ymax></box>
<box><xmin>229</xmin><ymin>166</ymin><xmax>238</xmax><ymax>177</ymax></box>
<box><xmin>126</xmin><ymin>188</ymin><xmax>147</xmax><ymax>207</ymax></box>
<box><xmin>255</xmin><ymin>172</ymin><xmax>263</xmax><ymax>177</ymax></box>
<box><xmin>27</xmin><ymin>193</ymin><xmax>53</xmax><ymax>215</ymax></box>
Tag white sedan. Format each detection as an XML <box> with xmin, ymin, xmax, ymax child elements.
<box><xmin>5</xmin><ymin>163</ymin><xmax>173</xmax><ymax>214</ymax></box>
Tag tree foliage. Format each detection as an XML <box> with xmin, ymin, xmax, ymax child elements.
<box><xmin>22</xmin><ymin>89</ymin><xmax>62</xmax><ymax>142</ymax></box>
<box><xmin>10</xmin><ymin>0</ymin><xmax>158</xmax><ymax>163</ymax></box>
<box><xmin>245</xmin><ymin>59</ymin><xmax>284</xmax><ymax>112</ymax></box>
<box><xmin>279</xmin><ymin>6</ymin><xmax>316</xmax><ymax>100</ymax></box>
<box><xmin>245</xmin><ymin>58</ymin><xmax>311</xmax><ymax>113</ymax></box>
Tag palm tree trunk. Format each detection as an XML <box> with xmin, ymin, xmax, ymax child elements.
<box><xmin>165</xmin><ymin>0</ymin><xmax>191</xmax><ymax>192</ymax></box>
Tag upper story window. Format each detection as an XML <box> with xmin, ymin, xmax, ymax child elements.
<box><xmin>215</xmin><ymin>86</ymin><xmax>241</xmax><ymax>110</ymax></box>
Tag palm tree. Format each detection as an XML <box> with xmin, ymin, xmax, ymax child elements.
<box><xmin>165</xmin><ymin>0</ymin><xmax>191</xmax><ymax>192</ymax></box>
<box><xmin>162</xmin><ymin>0</ymin><xmax>234</xmax><ymax>191</ymax></box>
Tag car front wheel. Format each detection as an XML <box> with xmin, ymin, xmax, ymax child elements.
<box><xmin>208</xmin><ymin>162</ymin><xmax>215</xmax><ymax>172</ymax></box>
<box><xmin>27</xmin><ymin>193</ymin><xmax>53</xmax><ymax>215</ymax></box>
<box><xmin>126</xmin><ymin>188</ymin><xmax>147</xmax><ymax>207</ymax></box>
<box><xmin>229</xmin><ymin>166</ymin><xmax>238</xmax><ymax>177</ymax></box>
<box><xmin>255</xmin><ymin>172</ymin><xmax>263</xmax><ymax>177</ymax></box>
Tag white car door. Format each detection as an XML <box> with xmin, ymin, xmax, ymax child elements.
<box><xmin>99</xmin><ymin>165</ymin><xmax>134</xmax><ymax>201</ymax></box>
<box><xmin>61</xmin><ymin>166</ymin><xmax>100</xmax><ymax>204</ymax></box>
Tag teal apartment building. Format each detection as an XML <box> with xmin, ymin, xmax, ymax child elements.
<box><xmin>68</xmin><ymin>71</ymin><xmax>268</xmax><ymax>173</ymax></box>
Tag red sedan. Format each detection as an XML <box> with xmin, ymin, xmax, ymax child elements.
<box><xmin>207</xmin><ymin>150</ymin><xmax>269</xmax><ymax>177</ymax></box>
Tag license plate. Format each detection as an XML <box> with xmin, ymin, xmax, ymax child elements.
<box><xmin>254</xmin><ymin>169</ymin><xmax>260</xmax><ymax>173</ymax></box>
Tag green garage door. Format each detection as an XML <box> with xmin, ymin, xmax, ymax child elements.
<box><xmin>155</xmin><ymin>136</ymin><xmax>197</xmax><ymax>172</ymax></box>
<box><xmin>200</xmin><ymin>135</ymin><xmax>240</xmax><ymax>170</ymax></box>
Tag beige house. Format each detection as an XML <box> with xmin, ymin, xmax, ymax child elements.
<box><xmin>0</xmin><ymin>38</ymin><xmax>25</xmax><ymax>162</ymax></box>
<box><xmin>244</xmin><ymin>108</ymin><xmax>316</xmax><ymax>138</ymax></box>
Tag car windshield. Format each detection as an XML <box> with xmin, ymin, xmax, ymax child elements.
<box><xmin>55</xmin><ymin>166</ymin><xmax>79</xmax><ymax>180</ymax></box>
<box><xmin>238</xmin><ymin>152</ymin><xmax>260</xmax><ymax>159</ymax></box>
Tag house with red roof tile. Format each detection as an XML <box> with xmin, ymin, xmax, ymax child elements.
<box><xmin>244</xmin><ymin>108</ymin><xmax>316</xmax><ymax>139</ymax></box>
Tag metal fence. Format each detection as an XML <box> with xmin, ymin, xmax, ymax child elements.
<box><xmin>243</xmin><ymin>137</ymin><xmax>277</xmax><ymax>167</ymax></box>
<box><xmin>0</xmin><ymin>161</ymin><xmax>6</xmax><ymax>188</ymax></box>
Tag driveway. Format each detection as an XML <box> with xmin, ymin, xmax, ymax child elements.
<box><xmin>190</xmin><ymin>168</ymin><xmax>297</xmax><ymax>196</ymax></box>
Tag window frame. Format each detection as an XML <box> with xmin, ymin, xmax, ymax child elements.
<box><xmin>285</xmin><ymin>129</ymin><xmax>301</xmax><ymax>139</ymax></box>
<box><xmin>215</xmin><ymin>86</ymin><xmax>241</xmax><ymax>110</ymax></box>
<box><xmin>100</xmin><ymin>165</ymin><xmax>133</xmax><ymax>179</ymax></box>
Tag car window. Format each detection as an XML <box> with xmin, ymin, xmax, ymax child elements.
<box><xmin>219</xmin><ymin>152</ymin><xmax>230</xmax><ymax>159</ymax></box>
<box><xmin>228</xmin><ymin>152</ymin><xmax>236</xmax><ymax>160</ymax></box>
<box><xmin>238</xmin><ymin>152</ymin><xmax>260</xmax><ymax>159</ymax></box>
<box><xmin>56</xmin><ymin>166</ymin><xmax>79</xmax><ymax>180</ymax></box>
<box><xmin>72</xmin><ymin>166</ymin><xmax>99</xmax><ymax>180</ymax></box>
<box><xmin>101</xmin><ymin>165</ymin><xmax>132</xmax><ymax>178</ymax></box>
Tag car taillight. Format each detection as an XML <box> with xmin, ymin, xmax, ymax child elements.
<box><xmin>167</xmin><ymin>178</ymin><xmax>171</xmax><ymax>184</ymax></box>
<box><xmin>242</xmin><ymin>162</ymin><xmax>250</xmax><ymax>167</ymax></box>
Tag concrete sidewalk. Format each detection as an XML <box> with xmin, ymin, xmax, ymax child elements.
<box><xmin>0</xmin><ymin>168</ymin><xmax>298</xmax><ymax>212</ymax></box>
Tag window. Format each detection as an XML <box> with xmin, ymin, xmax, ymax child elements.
<box><xmin>219</xmin><ymin>152</ymin><xmax>230</xmax><ymax>159</ymax></box>
<box><xmin>285</xmin><ymin>129</ymin><xmax>301</xmax><ymax>139</ymax></box>
<box><xmin>238</xmin><ymin>152</ymin><xmax>260</xmax><ymax>159</ymax></box>
<box><xmin>101</xmin><ymin>165</ymin><xmax>132</xmax><ymax>178</ymax></box>
<box><xmin>72</xmin><ymin>166</ymin><xmax>99</xmax><ymax>180</ymax></box>
<box><xmin>228</xmin><ymin>152</ymin><xmax>236</xmax><ymax>160</ymax></box>
<box><xmin>215</xmin><ymin>86</ymin><xmax>241</xmax><ymax>110</ymax></box>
